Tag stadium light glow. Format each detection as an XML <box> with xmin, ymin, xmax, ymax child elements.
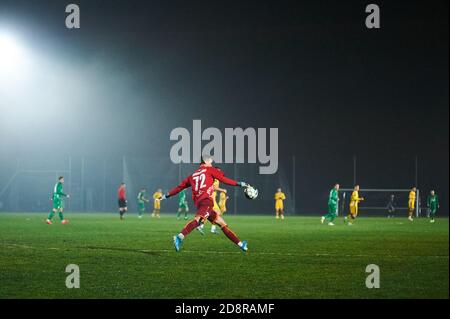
<box><xmin>0</xmin><ymin>32</ymin><xmax>28</xmax><ymax>77</ymax></box>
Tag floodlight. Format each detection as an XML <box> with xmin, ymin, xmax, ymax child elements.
<box><xmin>0</xmin><ymin>32</ymin><xmax>27</xmax><ymax>75</ymax></box>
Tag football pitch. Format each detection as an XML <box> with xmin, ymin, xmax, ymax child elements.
<box><xmin>0</xmin><ymin>213</ymin><xmax>448</xmax><ymax>299</ymax></box>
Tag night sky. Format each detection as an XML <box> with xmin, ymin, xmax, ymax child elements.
<box><xmin>0</xmin><ymin>0</ymin><xmax>448</xmax><ymax>213</ymax></box>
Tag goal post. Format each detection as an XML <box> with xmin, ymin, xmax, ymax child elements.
<box><xmin>339</xmin><ymin>188</ymin><xmax>420</xmax><ymax>218</ymax></box>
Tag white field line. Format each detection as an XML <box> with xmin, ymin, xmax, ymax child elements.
<box><xmin>1</xmin><ymin>243</ymin><xmax>448</xmax><ymax>259</ymax></box>
<box><xmin>141</xmin><ymin>249</ymin><xmax>449</xmax><ymax>259</ymax></box>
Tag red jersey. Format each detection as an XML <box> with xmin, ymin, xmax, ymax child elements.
<box><xmin>118</xmin><ymin>186</ymin><xmax>126</xmax><ymax>200</ymax></box>
<box><xmin>168</xmin><ymin>165</ymin><xmax>238</xmax><ymax>207</ymax></box>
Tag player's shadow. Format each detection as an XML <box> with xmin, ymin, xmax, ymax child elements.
<box><xmin>80</xmin><ymin>245</ymin><xmax>164</xmax><ymax>256</ymax></box>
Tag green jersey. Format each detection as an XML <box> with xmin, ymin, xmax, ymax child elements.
<box><xmin>52</xmin><ymin>182</ymin><xmax>67</xmax><ymax>201</ymax></box>
<box><xmin>52</xmin><ymin>182</ymin><xmax>67</xmax><ymax>210</ymax></box>
<box><xmin>427</xmin><ymin>195</ymin><xmax>439</xmax><ymax>211</ymax></box>
<box><xmin>328</xmin><ymin>188</ymin><xmax>338</xmax><ymax>206</ymax></box>
<box><xmin>137</xmin><ymin>191</ymin><xmax>146</xmax><ymax>204</ymax></box>
<box><xmin>178</xmin><ymin>190</ymin><xmax>187</xmax><ymax>205</ymax></box>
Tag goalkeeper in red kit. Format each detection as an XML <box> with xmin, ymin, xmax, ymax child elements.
<box><xmin>158</xmin><ymin>155</ymin><xmax>250</xmax><ymax>252</ymax></box>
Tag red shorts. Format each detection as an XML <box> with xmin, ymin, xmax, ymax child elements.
<box><xmin>196</xmin><ymin>199</ymin><xmax>218</xmax><ymax>223</ymax></box>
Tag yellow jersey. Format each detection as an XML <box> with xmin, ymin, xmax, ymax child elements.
<box><xmin>153</xmin><ymin>191</ymin><xmax>163</xmax><ymax>208</ymax></box>
<box><xmin>275</xmin><ymin>192</ymin><xmax>286</xmax><ymax>209</ymax></box>
<box><xmin>219</xmin><ymin>191</ymin><xmax>227</xmax><ymax>206</ymax></box>
<box><xmin>350</xmin><ymin>191</ymin><xmax>362</xmax><ymax>207</ymax></box>
<box><xmin>219</xmin><ymin>191</ymin><xmax>228</xmax><ymax>213</ymax></box>
<box><xmin>409</xmin><ymin>190</ymin><xmax>416</xmax><ymax>209</ymax></box>
<box><xmin>212</xmin><ymin>179</ymin><xmax>220</xmax><ymax>210</ymax></box>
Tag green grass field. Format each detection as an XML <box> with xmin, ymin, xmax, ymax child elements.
<box><xmin>0</xmin><ymin>213</ymin><xmax>448</xmax><ymax>299</ymax></box>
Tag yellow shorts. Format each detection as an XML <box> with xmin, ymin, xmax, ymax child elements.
<box><xmin>408</xmin><ymin>200</ymin><xmax>415</xmax><ymax>210</ymax></box>
<box><xmin>275</xmin><ymin>204</ymin><xmax>284</xmax><ymax>211</ymax></box>
<box><xmin>154</xmin><ymin>201</ymin><xmax>160</xmax><ymax>210</ymax></box>
<box><xmin>350</xmin><ymin>205</ymin><xmax>358</xmax><ymax>215</ymax></box>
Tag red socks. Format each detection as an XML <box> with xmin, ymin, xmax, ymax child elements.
<box><xmin>221</xmin><ymin>225</ymin><xmax>241</xmax><ymax>245</ymax></box>
<box><xmin>180</xmin><ymin>221</ymin><xmax>241</xmax><ymax>247</ymax></box>
<box><xmin>181</xmin><ymin>220</ymin><xmax>200</xmax><ymax>237</ymax></box>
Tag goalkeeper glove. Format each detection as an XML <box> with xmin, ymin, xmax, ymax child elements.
<box><xmin>159</xmin><ymin>194</ymin><xmax>168</xmax><ymax>201</ymax></box>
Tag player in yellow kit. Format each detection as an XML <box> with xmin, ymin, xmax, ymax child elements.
<box><xmin>218</xmin><ymin>191</ymin><xmax>229</xmax><ymax>214</ymax></box>
<box><xmin>345</xmin><ymin>185</ymin><xmax>364</xmax><ymax>225</ymax></box>
<box><xmin>152</xmin><ymin>188</ymin><xmax>163</xmax><ymax>218</ymax></box>
<box><xmin>408</xmin><ymin>187</ymin><xmax>417</xmax><ymax>221</ymax></box>
<box><xmin>274</xmin><ymin>188</ymin><xmax>286</xmax><ymax>220</ymax></box>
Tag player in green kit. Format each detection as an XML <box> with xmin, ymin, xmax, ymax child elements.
<box><xmin>427</xmin><ymin>190</ymin><xmax>440</xmax><ymax>223</ymax></box>
<box><xmin>46</xmin><ymin>176</ymin><xmax>70</xmax><ymax>225</ymax></box>
<box><xmin>321</xmin><ymin>183</ymin><xmax>339</xmax><ymax>226</ymax></box>
<box><xmin>137</xmin><ymin>188</ymin><xmax>149</xmax><ymax>219</ymax></box>
<box><xmin>176</xmin><ymin>189</ymin><xmax>189</xmax><ymax>220</ymax></box>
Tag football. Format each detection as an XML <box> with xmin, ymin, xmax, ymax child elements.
<box><xmin>244</xmin><ymin>185</ymin><xmax>259</xmax><ymax>200</ymax></box>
